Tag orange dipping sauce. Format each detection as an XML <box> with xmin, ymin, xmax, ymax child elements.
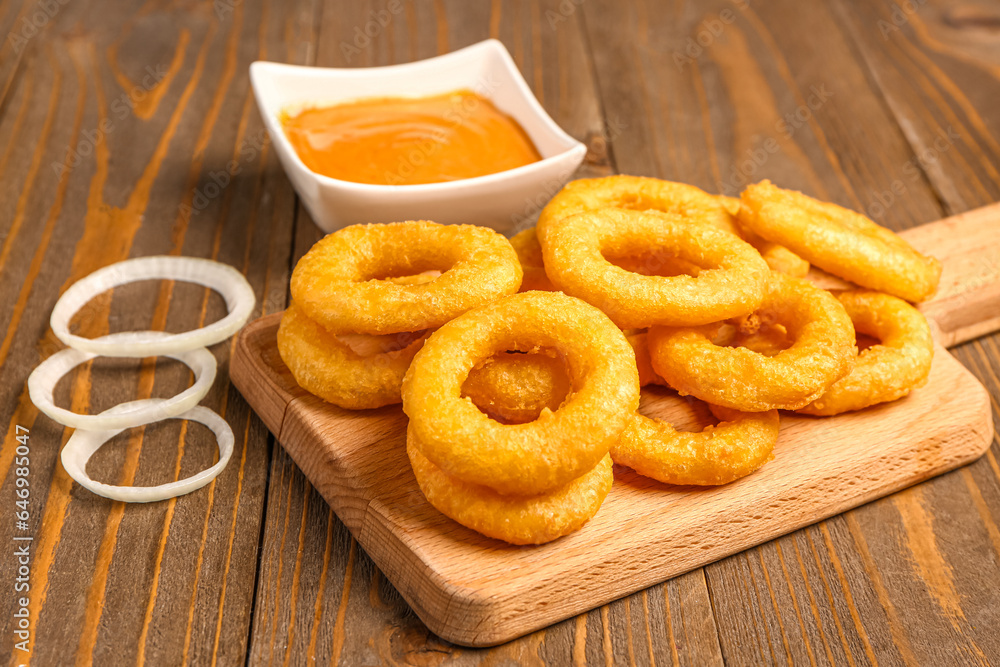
<box><xmin>281</xmin><ymin>90</ymin><xmax>542</xmax><ymax>185</ymax></box>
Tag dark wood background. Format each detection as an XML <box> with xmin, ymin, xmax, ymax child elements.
<box><xmin>1</xmin><ymin>0</ymin><xmax>998</xmax><ymax>664</ymax></box>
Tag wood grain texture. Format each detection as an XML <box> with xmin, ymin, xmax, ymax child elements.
<box><xmin>0</xmin><ymin>0</ymin><xmax>304</xmax><ymax>664</ymax></box>
<box><xmin>0</xmin><ymin>0</ymin><xmax>30</xmax><ymax>110</ymax></box>
<box><xmin>3</xmin><ymin>0</ymin><xmax>1000</xmax><ymax>662</ymax></box>
<box><xmin>820</xmin><ymin>2</ymin><xmax>1000</xmax><ymax>663</ymax></box>
<box><xmin>230</xmin><ymin>211</ymin><xmax>998</xmax><ymax>643</ymax></box>
<box><xmin>806</xmin><ymin>203</ymin><xmax>1000</xmax><ymax>347</ymax></box>
<box><xmin>574</xmin><ymin>1</ymin><xmax>1000</xmax><ymax>664</ymax></box>
<box><xmin>903</xmin><ymin>204</ymin><xmax>1000</xmax><ymax>346</ymax></box>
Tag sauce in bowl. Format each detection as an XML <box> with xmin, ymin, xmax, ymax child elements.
<box><xmin>281</xmin><ymin>90</ymin><xmax>542</xmax><ymax>186</ymax></box>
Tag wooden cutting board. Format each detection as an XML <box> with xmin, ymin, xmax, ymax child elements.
<box><xmin>229</xmin><ymin>204</ymin><xmax>1000</xmax><ymax>647</ymax></box>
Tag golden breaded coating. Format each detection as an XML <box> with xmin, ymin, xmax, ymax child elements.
<box><xmin>739</xmin><ymin>180</ymin><xmax>940</xmax><ymax>302</ymax></box>
<box><xmin>509</xmin><ymin>227</ymin><xmax>557</xmax><ymax>292</ymax></box>
<box><xmin>798</xmin><ymin>290</ymin><xmax>933</xmax><ymax>415</ymax></box>
<box><xmin>717</xmin><ymin>194</ymin><xmax>809</xmax><ymax>278</ymax></box>
<box><xmin>407</xmin><ymin>429</ymin><xmax>613</xmax><ymax>545</ymax></box>
<box><xmin>462</xmin><ymin>350</ymin><xmax>571</xmax><ymax>423</ymax></box>
<box><xmin>611</xmin><ymin>405</ymin><xmax>779</xmax><ymax>486</ymax></box>
<box><xmin>277</xmin><ymin>302</ymin><xmax>429</xmax><ymax>410</ymax></box>
<box><xmin>538</xmin><ymin>174</ymin><xmax>741</xmax><ymax>235</ymax></box>
<box><xmin>539</xmin><ymin>208</ymin><xmax>769</xmax><ymax>329</ymax></box>
<box><xmin>649</xmin><ymin>273</ymin><xmax>857</xmax><ymax>412</ymax></box>
<box><xmin>403</xmin><ymin>291</ymin><xmax>639</xmax><ymax>497</ymax></box>
<box><xmin>291</xmin><ymin>220</ymin><xmax>522</xmax><ymax>335</ymax></box>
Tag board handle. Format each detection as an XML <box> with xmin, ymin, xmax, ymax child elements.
<box><xmin>900</xmin><ymin>203</ymin><xmax>1000</xmax><ymax>348</ymax></box>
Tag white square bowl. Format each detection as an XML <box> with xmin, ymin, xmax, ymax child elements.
<box><xmin>250</xmin><ymin>40</ymin><xmax>587</xmax><ymax>235</ymax></box>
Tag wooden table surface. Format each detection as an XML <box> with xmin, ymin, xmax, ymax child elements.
<box><xmin>1</xmin><ymin>0</ymin><xmax>999</xmax><ymax>664</ymax></box>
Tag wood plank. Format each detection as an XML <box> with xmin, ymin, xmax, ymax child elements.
<box><xmin>834</xmin><ymin>0</ymin><xmax>1000</xmax><ymax>214</ymax></box>
<box><xmin>902</xmin><ymin>203</ymin><xmax>1000</xmax><ymax>346</ymax></box>
<box><xmin>822</xmin><ymin>1</ymin><xmax>1000</xmax><ymax>663</ymax></box>
<box><xmin>0</xmin><ymin>0</ymin><xmax>310</xmax><ymax>664</ymax></box>
<box><xmin>579</xmin><ymin>0</ymin><xmax>1000</xmax><ymax>664</ymax></box>
<box><xmin>0</xmin><ymin>0</ymin><xmax>32</xmax><ymax>110</ymax></box>
<box><xmin>247</xmin><ymin>0</ymin><xmax>1000</xmax><ymax>660</ymax></box>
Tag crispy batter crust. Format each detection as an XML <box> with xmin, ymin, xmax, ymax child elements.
<box><xmin>277</xmin><ymin>302</ymin><xmax>429</xmax><ymax>409</ymax></box>
<box><xmin>291</xmin><ymin>220</ymin><xmax>522</xmax><ymax>335</ymax></box>
<box><xmin>611</xmin><ymin>405</ymin><xmax>779</xmax><ymax>486</ymax></box>
<box><xmin>538</xmin><ymin>175</ymin><xmax>741</xmax><ymax>234</ymax></box>
<box><xmin>648</xmin><ymin>273</ymin><xmax>857</xmax><ymax>411</ymax></box>
<box><xmin>738</xmin><ymin>181</ymin><xmax>940</xmax><ymax>302</ymax></box>
<box><xmin>402</xmin><ymin>291</ymin><xmax>639</xmax><ymax>496</ymax></box>
<box><xmin>797</xmin><ymin>290</ymin><xmax>934</xmax><ymax>415</ymax></box>
<box><xmin>407</xmin><ymin>428</ymin><xmax>613</xmax><ymax>545</ymax></box>
<box><xmin>461</xmin><ymin>350</ymin><xmax>571</xmax><ymax>423</ymax></box>
<box><xmin>509</xmin><ymin>227</ymin><xmax>557</xmax><ymax>292</ymax></box>
<box><xmin>717</xmin><ymin>195</ymin><xmax>810</xmax><ymax>277</ymax></box>
<box><xmin>539</xmin><ymin>208</ymin><xmax>769</xmax><ymax>329</ymax></box>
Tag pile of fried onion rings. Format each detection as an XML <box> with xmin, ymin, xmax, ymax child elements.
<box><xmin>402</xmin><ymin>290</ymin><xmax>638</xmax><ymax>544</ymax></box>
<box><xmin>279</xmin><ymin>220</ymin><xmax>522</xmax><ymax>409</ymax></box>
<box><xmin>276</xmin><ymin>176</ymin><xmax>938</xmax><ymax>544</ymax></box>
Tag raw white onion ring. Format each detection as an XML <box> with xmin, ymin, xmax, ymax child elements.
<box><xmin>27</xmin><ymin>341</ymin><xmax>217</xmax><ymax>430</ymax></box>
<box><xmin>49</xmin><ymin>256</ymin><xmax>256</xmax><ymax>357</ymax></box>
<box><xmin>60</xmin><ymin>400</ymin><xmax>234</xmax><ymax>503</ymax></box>
<box><xmin>31</xmin><ymin>256</ymin><xmax>253</xmax><ymax>502</ymax></box>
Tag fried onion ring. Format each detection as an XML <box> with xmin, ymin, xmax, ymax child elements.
<box><xmin>727</xmin><ymin>324</ymin><xmax>793</xmax><ymax>357</ymax></box>
<box><xmin>713</xmin><ymin>314</ymin><xmax>794</xmax><ymax>357</ymax></box>
<box><xmin>738</xmin><ymin>181</ymin><xmax>941</xmax><ymax>302</ymax></box>
<box><xmin>509</xmin><ymin>225</ymin><xmax>703</xmax><ymax>293</ymax></box>
<box><xmin>606</xmin><ymin>248</ymin><xmax>704</xmax><ymax>279</ymax></box>
<box><xmin>461</xmin><ymin>350</ymin><xmax>571</xmax><ymax>423</ymax></box>
<box><xmin>291</xmin><ymin>221</ymin><xmax>522</xmax><ymax>335</ymax></box>
<box><xmin>538</xmin><ymin>208</ymin><xmax>769</xmax><ymax>329</ymax></box>
<box><xmin>797</xmin><ymin>290</ymin><xmax>933</xmax><ymax>415</ymax></box>
<box><xmin>648</xmin><ymin>273</ymin><xmax>856</xmax><ymax>411</ymax></box>
<box><xmin>611</xmin><ymin>404</ymin><xmax>779</xmax><ymax>486</ymax></box>
<box><xmin>628</xmin><ymin>331</ymin><xmax>667</xmax><ymax>387</ymax></box>
<box><xmin>402</xmin><ymin>291</ymin><xmax>639</xmax><ymax>496</ymax></box>
<box><xmin>407</xmin><ymin>429</ymin><xmax>613</xmax><ymax>545</ymax></box>
<box><xmin>718</xmin><ymin>195</ymin><xmax>810</xmax><ymax>278</ymax></box>
<box><xmin>509</xmin><ymin>227</ymin><xmax>556</xmax><ymax>292</ymax></box>
<box><xmin>277</xmin><ymin>302</ymin><xmax>429</xmax><ymax>410</ymax></box>
<box><xmin>534</xmin><ymin>176</ymin><xmax>808</xmax><ymax>277</ymax></box>
<box><xmin>538</xmin><ymin>175</ymin><xmax>741</xmax><ymax>235</ymax></box>
<box><xmin>461</xmin><ymin>334</ymin><xmax>660</xmax><ymax>423</ymax></box>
